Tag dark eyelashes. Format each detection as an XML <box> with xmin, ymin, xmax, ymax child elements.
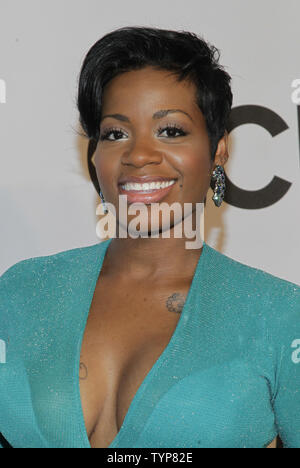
<box><xmin>157</xmin><ymin>124</ymin><xmax>187</xmax><ymax>137</ymax></box>
<box><xmin>99</xmin><ymin>127</ymin><xmax>124</xmax><ymax>141</ymax></box>
<box><xmin>99</xmin><ymin>124</ymin><xmax>188</xmax><ymax>141</ymax></box>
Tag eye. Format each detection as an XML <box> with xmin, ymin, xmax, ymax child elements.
<box><xmin>157</xmin><ymin>124</ymin><xmax>188</xmax><ymax>138</ymax></box>
<box><xmin>99</xmin><ymin>127</ymin><xmax>128</xmax><ymax>141</ymax></box>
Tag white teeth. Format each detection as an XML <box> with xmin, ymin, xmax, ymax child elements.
<box><xmin>121</xmin><ymin>180</ymin><xmax>176</xmax><ymax>191</ymax></box>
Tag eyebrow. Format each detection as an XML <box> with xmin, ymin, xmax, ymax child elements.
<box><xmin>100</xmin><ymin>109</ymin><xmax>194</xmax><ymax>123</ymax></box>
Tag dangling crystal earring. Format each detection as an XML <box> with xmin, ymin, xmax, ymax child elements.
<box><xmin>211</xmin><ymin>165</ymin><xmax>226</xmax><ymax>207</ymax></box>
<box><xmin>99</xmin><ymin>188</ymin><xmax>108</xmax><ymax>214</ymax></box>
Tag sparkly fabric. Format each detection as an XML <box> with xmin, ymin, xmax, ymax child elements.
<box><xmin>0</xmin><ymin>239</ymin><xmax>300</xmax><ymax>448</ymax></box>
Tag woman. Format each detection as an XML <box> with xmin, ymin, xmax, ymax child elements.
<box><xmin>0</xmin><ymin>26</ymin><xmax>300</xmax><ymax>449</ymax></box>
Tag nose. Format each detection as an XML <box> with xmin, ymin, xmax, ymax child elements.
<box><xmin>121</xmin><ymin>137</ymin><xmax>163</xmax><ymax>168</ymax></box>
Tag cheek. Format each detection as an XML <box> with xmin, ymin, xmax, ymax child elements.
<box><xmin>94</xmin><ymin>150</ymin><xmax>115</xmax><ymax>188</ymax></box>
<box><xmin>175</xmin><ymin>147</ymin><xmax>212</xmax><ymax>196</ymax></box>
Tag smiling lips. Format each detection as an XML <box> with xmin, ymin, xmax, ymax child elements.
<box><xmin>118</xmin><ymin>178</ymin><xmax>177</xmax><ymax>203</ymax></box>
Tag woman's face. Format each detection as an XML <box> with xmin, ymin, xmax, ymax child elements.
<box><xmin>94</xmin><ymin>66</ymin><xmax>228</xmax><ymax>234</ymax></box>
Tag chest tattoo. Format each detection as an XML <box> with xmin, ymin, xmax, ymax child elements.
<box><xmin>79</xmin><ymin>362</ymin><xmax>88</xmax><ymax>380</ymax></box>
<box><xmin>165</xmin><ymin>292</ymin><xmax>186</xmax><ymax>314</ymax></box>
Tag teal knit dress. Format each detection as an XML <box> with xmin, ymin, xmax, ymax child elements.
<box><xmin>0</xmin><ymin>239</ymin><xmax>300</xmax><ymax>448</ymax></box>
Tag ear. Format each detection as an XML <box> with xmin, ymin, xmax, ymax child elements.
<box><xmin>213</xmin><ymin>131</ymin><xmax>229</xmax><ymax>168</ymax></box>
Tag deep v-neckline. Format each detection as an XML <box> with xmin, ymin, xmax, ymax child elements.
<box><xmin>74</xmin><ymin>238</ymin><xmax>208</xmax><ymax>449</ymax></box>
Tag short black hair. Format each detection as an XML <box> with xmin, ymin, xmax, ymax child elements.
<box><xmin>77</xmin><ymin>26</ymin><xmax>233</xmax><ymax>160</ymax></box>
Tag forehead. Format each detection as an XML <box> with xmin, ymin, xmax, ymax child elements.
<box><xmin>101</xmin><ymin>66</ymin><xmax>200</xmax><ymax>115</ymax></box>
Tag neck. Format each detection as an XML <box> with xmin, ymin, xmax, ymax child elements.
<box><xmin>102</xmin><ymin>209</ymin><xmax>204</xmax><ymax>282</ymax></box>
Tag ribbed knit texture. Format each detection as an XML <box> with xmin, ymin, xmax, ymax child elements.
<box><xmin>0</xmin><ymin>239</ymin><xmax>300</xmax><ymax>448</ymax></box>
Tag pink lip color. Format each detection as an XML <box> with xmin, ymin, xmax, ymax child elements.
<box><xmin>118</xmin><ymin>182</ymin><xmax>176</xmax><ymax>204</ymax></box>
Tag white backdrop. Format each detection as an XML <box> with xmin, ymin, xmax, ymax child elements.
<box><xmin>0</xmin><ymin>0</ymin><xmax>299</xmax><ymax>285</ymax></box>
